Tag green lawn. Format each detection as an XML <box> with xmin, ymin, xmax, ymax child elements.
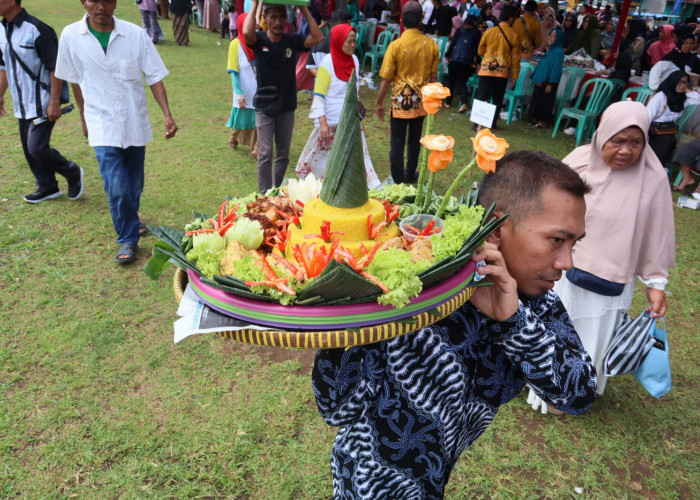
<box><xmin>1</xmin><ymin>2</ymin><xmax>698</xmax><ymax>498</ymax></box>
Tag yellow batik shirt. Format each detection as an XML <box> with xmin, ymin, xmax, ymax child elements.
<box><xmin>512</xmin><ymin>13</ymin><xmax>541</xmax><ymax>57</ymax></box>
<box><xmin>477</xmin><ymin>22</ymin><xmax>522</xmax><ymax>80</ymax></box>
<box><xmin>379</xmin><ymin>28</ymin><xmax>439</xmax><ymax>119</ymax></box>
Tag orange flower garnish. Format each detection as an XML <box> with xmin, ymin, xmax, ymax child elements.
<box><xmin>471</xmin><ymin>129</ymin><xmax>509</xmax><ymax>173</ymax></box>
<box><xmin>421</xmin><ymin>134</ymin><xmax>454</xmax><ymax>172</ymax></box>
<box><xmin>421</xmin><ymin>82</ymin><xmax>451</xmax><ymax>114</ymax></box>
<box><xmin>420</xmin><ymin>134</ymin><xmax>454</xmax><ymax>151</ymax></box>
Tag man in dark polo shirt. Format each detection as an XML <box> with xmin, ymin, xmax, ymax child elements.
<box><xmin>243</xmin><ymin>0</ymin><xmax>323</xmax><ymax>193</ymax></box>
<box><xmin>0</xmin><ymin>0</ymin><xmax>83</xmax><ymax>203</ymax></box>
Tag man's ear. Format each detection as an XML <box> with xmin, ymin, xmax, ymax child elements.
<box><xmin>485</xmin><ymin>210</ymin><xmax>508</xmax><ymax>246</ymax></box>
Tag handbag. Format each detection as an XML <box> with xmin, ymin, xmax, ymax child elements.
<box><xmin>650</xmin><ymin>121</ymin><xmax>679</xmax><ymax>136</ymax></box>
<box><xmin>566</xmin><ymin>267</ymin><xmax>625</xmax><ymax>296</ymax></box>
<box><xmin>633</xmin><ymin>317</ymin><xmax>671</xmax><ymax>398</ymax></box>
<box><xmin>603</xmin><ymin>311</ymin><xmax>655</xmax><ymax>377</ymax></box>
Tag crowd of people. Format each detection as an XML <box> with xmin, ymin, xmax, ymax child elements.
<box><xmin>0</xmin><ymin>0</ymin><xmax>687</xmax><ymax>496</ymax></box>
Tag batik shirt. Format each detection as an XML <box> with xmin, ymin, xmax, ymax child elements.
<box><xmin>312</xmin><ymin>291</ymin><xmax>597</xmax><ymax>499</ymax></box>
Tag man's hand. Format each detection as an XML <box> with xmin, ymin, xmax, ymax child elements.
<box><xmin>508</xmin><ymin>78</ymin><xmax>515</xmax><ymax>90</ymax></box>
<box><xmin>544</xmin><ymin>84</ymin><xmax>553</xmax><ymax>94</ymax></box>
<box><xmin>468</xmin><ymin>242</ymin><xmax>519</xmax><ymax>321</ymax></box>
<box><xmin>47</xmin><ymin>101</ymin><xmax>61</xmax><ymax>122</ymax></box>
<box><xmin>645</xmin><ymin>288</ymin><xmax>667</xmax><ymax>318</ymax></box>
<box><xmin>375</xmin><ymin>103</ymin><xmax>385</xmax><ymax>121</ymax></box>
<box><xmin>164</xmin><ymin>114</ymin><xmax>178</xmax><ymax>139</ymax></box>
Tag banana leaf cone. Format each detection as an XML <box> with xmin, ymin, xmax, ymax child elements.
<box><xmin>319</xmin><ymin>71</ymin><xmax>369</xmax><ymax>209</ymax></box>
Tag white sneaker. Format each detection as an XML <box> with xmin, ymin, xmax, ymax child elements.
<box><xmin>564</xmin><ymin>127</ymin><xmax>576</xmax><ymax>135</ymax></box>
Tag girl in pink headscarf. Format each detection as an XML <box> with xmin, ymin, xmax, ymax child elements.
<box><xmin>647</xmin><ymin>25</ymin><xmax>676</xmax><ymax>67</ymax></box>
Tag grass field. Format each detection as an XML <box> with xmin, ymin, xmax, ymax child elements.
<box><xmin>1</xmin><ymin>2</ymin><xmax>699</xmax><ymax>498</ymax></box>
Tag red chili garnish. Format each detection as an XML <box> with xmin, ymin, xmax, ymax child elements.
<box><xmin>422</xmin><ymin>220</ymin><xmax>436</xmax><ymax>236</ymax></box>
<box><xmin>305</xmin><ymin>220</ymin><xmax>344</xmax><ymax>243</ymax></box>
<box><xmin>185</xmin><ymin>228</ymin><xmax>216</xmax><ymax>236</ymax></box>
<box><xmin>367</xmin><ymin>215</ymin><xmax>387</xmax><ymax>240</ymax></box>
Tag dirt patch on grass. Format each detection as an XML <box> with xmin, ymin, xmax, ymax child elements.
<box><xmin>221</xmin><ymin>341</ymin><xmax>315</xmax><ymax>374</ymax></box>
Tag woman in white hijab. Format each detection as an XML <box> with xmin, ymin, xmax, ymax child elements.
<box><xmin>528</xmin><ymin>101</ymin><xmax>675</xmax><ymax>412</ymax></box>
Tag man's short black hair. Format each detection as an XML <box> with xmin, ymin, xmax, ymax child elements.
<box><xmin>499</xmin><ymin>4</ymin><xmax>517</xmax><ymax>22</ymax></box>
<box><xmin>465</xmin><ymin>14</ymin><xmax>479</xmax><ymax>27</ymax></box>
<box><xmin>477</xmin><ymin>151</ymin><xmax>591</xmax><ymax>227</ymax></box>
<box><xmin>330</xmin><ymin>9</ymin><xmax>351</xmax><ymax>25</ymax></box>
<box><xmin>263</xmin><ymin>3</ymin><xmax>286</xmax><ymax>16</ymax></box>
<box><xmin>524</xmin><ymin>0</ymin><xmax>537</xmax><ymax>12</ymax></box>
<box><xmin>403</xmin><ymin>11</ymin><xmax>421</xmax><ymax>29</ymax></box>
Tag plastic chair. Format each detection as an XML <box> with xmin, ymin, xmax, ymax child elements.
<box><xmin>436</xmin><ymin>36</ymin><xmax>450</xmax><ymax>82</ymax></box>
<box><xmin>362</xmin><ymin>30</ymin><xmax>392</xmax><ymax>75</ymax></box>
<box><xmin>554</xmin><ymin>66</ymin><xmax>585</xmax><ymax>118</ymax></box>
<box><xmin>467</xmin><ymin>73</ymin><xmax>479</xmax><ymax>106</ymax></box>
<box><xmin>621</xmin><ymin>85</ymin><xmax>654</xmax><ymax>105</ymax></box>
<box><xmin>552</xmin><ymin>78</ymin><xmax>614</xmax><ymax>147</ymax></box>
<box><xmin>606</xmin><ymin>78</ymin><xmax>627</xmax><ymax>105</ymax></box>
<box><xmin>355</xmin><ymin>22</ymin><xmax>369</xmax><ymax>60</ymax></box>
<box><xmin>503</xmin><ymin>61</ymin><xmax>536</xmax><ymax>125</ymax></box>
<box><xmin>674</xmin><ymin>104</ymin><xmax>698</xmax><ymax>141</ymax></box>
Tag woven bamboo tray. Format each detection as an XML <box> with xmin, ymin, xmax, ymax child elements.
<box><xmin>173</xmin><ymin>267</ymin><xmax>475</xmax><ymax>349</ymax></box>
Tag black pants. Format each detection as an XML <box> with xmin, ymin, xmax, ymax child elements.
<box><xmin>648</xmin><ymin>129</ymin><xmax>677</xmax><ymax>166</ymax></box>
<box><xmin>446</xmin><ymin>62</ymin><xmax>474</xmax><ymax>107</ymax></box>
<box><xmin>390</xmin><ymin>115</ymin><xmax>425</xmax><ymax>183</ymax></box>
<box><xmin>528</xmin><ymin>83</ymin><xmax>558</xmax><ymax>123</ymax></box>
<box><xmin>475</xmin><ymin>75</ymin><xmax>508</xmax><ymax>128</ymax></box>
<box><xmin>18</xmin><ymin>118</ymin><xmax>79</xmax><ymax>192</ymax></box>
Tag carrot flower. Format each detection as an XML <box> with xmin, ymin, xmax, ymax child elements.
<box><xmin>471</xmin><ymin>129</ymin><xmax>509</xmax><ymax>173</ymax></box>
<box><xmin>421</xmin><ymin>82</ymin><xmax>451</xmax><ymax>114</ymax></box>
<box><xmin>420</xmin><ymin>134</ymin><xmax>455</xmax><ymax>172</ymax></box>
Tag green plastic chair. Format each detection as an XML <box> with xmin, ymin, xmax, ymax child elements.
<box><xmin>467</xmin><ymin>73</ymin><xmax>479</xmax><ymax>107</ymax></box>
<box><xmin>552</xmin><ymin>78</ymin><xmax>614</xmax><ymax>147</ymax></box>
<box><xmin>503</xmin><ymin>61</ymin><xmax>535</xmax><ymax>125</ymax></box>
<box><xmin>436</xmin><ymin>36</ymin><xmax>450</xmax><ymax>82</ymax></box>
<box><xmin>355</xmin><ymin>22</ymin><xmax>369</xmax><ymax>60</ymax></box>
<box><xmin>606</xmin><ymin>78</ymin><xmax>627</xmax><ymax>105</ymax></box>
<box><xmin>362</xmin><ymin>30</ymin><xmax>392</xmax><ymax>75</ymax></box>
<box><xmin>621</xmin><ymin>85</ymin><xmax>653</xmax><ymax>105</ymax></box>
<box><xmin>674</xmin><ymin>104</ymin><xmax>698</xmax><ymax>142</ymax></box>
<box><xmin>554</xmin><ymin>66</ymin><xmax>585</xmax><ymax>118</ymax></box>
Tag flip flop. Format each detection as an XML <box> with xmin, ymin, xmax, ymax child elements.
<box><xmin>115</xmin><ymin>243</ymin><xmax>137</xmax><ymax>265</ymax></box>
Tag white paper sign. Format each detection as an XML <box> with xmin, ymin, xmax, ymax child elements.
<box><xmin>470</xmin><ymin>99</ymin><xmax>497</xmax><ymax>128</ymax></box>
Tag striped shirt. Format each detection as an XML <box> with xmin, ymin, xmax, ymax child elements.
<box><xmin>0</xmin><ymin>9</ymin><xmax>58</xmax><ymax>120</ymax></box>
<box><xmin>55</xmin><ymin>15</ymin><xmax>168</xmax><ymax>148</ymax></box>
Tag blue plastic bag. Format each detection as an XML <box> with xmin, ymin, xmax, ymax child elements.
<box><xmin>633</xmin><ymin>317</ymin><xmax>671</xmax><ymax>398</ymax></box>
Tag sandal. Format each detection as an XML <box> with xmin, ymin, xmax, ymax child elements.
<box><xmin>115</xmin><ymin>243</ymin><xmax>137</xmax><ymax>265</ymax></box>
<box><xmin>138</xmin><ymin>222</ymin><xmax>149</xmax><ymax>237</ymax></box>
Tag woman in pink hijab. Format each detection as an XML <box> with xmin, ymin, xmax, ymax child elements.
<box><xmin>647</xmin><ymin>25</ymin><xmax>676</xmax><ymax>67</ymax></box>
<box><xmin>532</xmin><ymin>102</ymin><xmax>675</xmax><ymax>410</ymax></box>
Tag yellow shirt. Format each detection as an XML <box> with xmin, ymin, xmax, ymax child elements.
<box><xmin>512</xmin><ymin>13</ymin><xmax>541</xmax><ymax>57</ymax></box>
<box><xmin>477</xmin><ymin>22</ymin><xmax>521</xmax><ymax>80</ymax></box>
<box><xmin>379</xmin><ymin>29</ymin><xmax>439</xmax><ymax>119</ymax></box>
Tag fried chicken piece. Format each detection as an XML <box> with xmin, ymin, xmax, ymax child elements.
<box><xmin>409</xmin><ymin>237</ymin><xmax>432</xmax><ymax>263</ymax></box>
<box><xmin>379</xmin><ymin>236</ymin><xmax>407</xmax><ymax>252</ymax></box>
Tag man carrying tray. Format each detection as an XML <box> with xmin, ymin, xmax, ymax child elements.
<box><xmin>242</xmin><ymin>0</ymin><xmax>323</xmax><ymax>194</ymax></box>
<box><xmin>312</xmin><ymin>150</ymin><xmax>597</xmax><ymax>498</ymax></box>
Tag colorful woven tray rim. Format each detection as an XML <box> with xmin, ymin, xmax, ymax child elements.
<box><xmin>186</xmin><ymin>261</ymin><xmax>476</xmax><ymax>329</ymax></box>
<box><xmin>173</xmin><ymin>268</ymin><xmax>476</xmax><ymax>349</ymax></box>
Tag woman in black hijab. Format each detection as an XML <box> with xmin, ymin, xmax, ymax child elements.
<box><xmin>620</xmin><ymin>18</ymin><xmax>647</xmax><ymax>74</ymax></box>
<box><xmin>562</xmin><ymin>12</ymin><xmax>579</xmax><ymax>49</ymax></box>
<box><xmin>647</xmin><ymin>71</ymin><xmax>691</xmax><ymax>165</ymax></box>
